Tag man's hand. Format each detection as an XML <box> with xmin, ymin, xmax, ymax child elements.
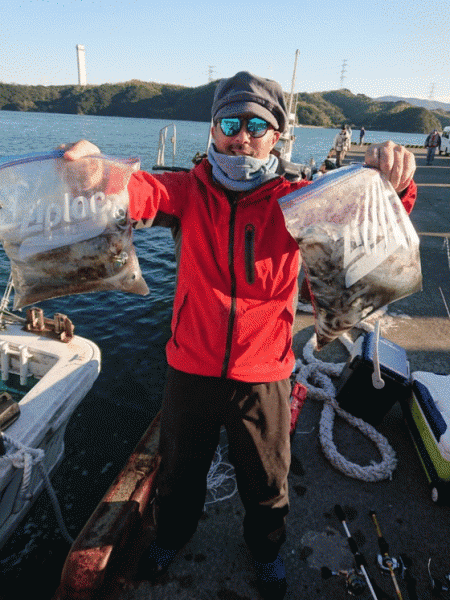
<box><xmin>364</xmin><ymin>141</ymin><xmax>415</xmax><ymax>193</ymax></box>
<box><xmin>62</xmin><ymin>139</ymin><xmax>101</xmax><ymax>160</ymax></box>
<box><xmin>59</xmin><ymin>140</ymin><xmax>104</xmax><ymax>192</ymax></box>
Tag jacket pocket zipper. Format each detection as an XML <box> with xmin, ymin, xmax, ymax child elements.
<box><xmin>172</xmin><ymin>292</ymin><xmax>187</xmax><ymax>349</ymax></box>
<box><xmin>244</xmin><ymin>224</ymin><xmax>255</xmax><ymax>285</ymax></box>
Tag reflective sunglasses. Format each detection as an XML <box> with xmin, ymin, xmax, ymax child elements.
<box><xmin>218</xmin><ymin>117</ymin><xmax>271</xmax><ymax>138</ymax></box>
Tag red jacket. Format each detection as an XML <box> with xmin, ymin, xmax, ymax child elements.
<box><xmin>128</xmin><ymin>160</ymin><xmax>416</xmax><ymax>382</ymax></box>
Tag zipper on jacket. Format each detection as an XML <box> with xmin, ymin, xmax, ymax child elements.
<box><xmin>221</xmin><ymin>193</ymin><xmax>238</xmax><ymax>378</ymax></box>
<box><xmin>244</xmin><ymin>224</ymin><xmax>255</xmax><ymax>285</ymax></box>
<box><xmin>172</xmin><ymin>292</ymin><xmax>187</xmax><ymax>349</ymax></box>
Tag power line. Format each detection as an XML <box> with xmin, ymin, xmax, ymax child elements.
<box><xmin>207</xmin><ymin>66</ymin><xmax>216</xmax><ymax>83</ymax></box>
<box><xmin>428</xmin><ymin>83</ymin><xmax>436</xmax><ymax>109</ymax></box>
<box><xmin>340</xmin><ymin>59</ymin><xmax>348</xmax><ymax>88</ymax></box>
<box><xmin>429</xmin><ymin>82</ymin><xmax>435</xmax><ymax>101</ymax></box>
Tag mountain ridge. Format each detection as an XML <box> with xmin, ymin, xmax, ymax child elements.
<box><xmin>0</xmin><ymin>81</ymin><xmax>449</xmax><ymax>134</ymax></box>
<box><xmin>375</xmin><ymin>95</ymin><xmax>450</xmax><ymax>113</ymax></box>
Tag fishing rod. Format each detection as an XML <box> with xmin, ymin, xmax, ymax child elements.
<box><xmin>369</xmin><ymin>511</ymin><xmax>404</xmax><ymax>600</ymax></box>
<box><xmin>398</xmin><ymin>555</ymin><xmax>419</xmax><ymax>600</ymax></box>
<box><xmin>335</xmin><ymin>505</ymin><xmax>394</xmax><ymax>600</ymax></box>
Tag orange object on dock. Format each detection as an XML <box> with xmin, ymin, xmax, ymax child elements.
<box><xmin>53</xmin><ymin>412</ymin><xmax>161</xmax><ymax>600</ymax></box>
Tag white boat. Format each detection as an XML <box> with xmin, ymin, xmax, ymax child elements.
<box><xmin>0</xmin><ymin>281</ymin><xmax>101</xmax><ymax>550</ymax></box>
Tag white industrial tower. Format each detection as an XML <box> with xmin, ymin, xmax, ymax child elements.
<box><xmin>76</xmin><ymin>44</ymin><xmax>87</xmax><ymax>86</ymax></box>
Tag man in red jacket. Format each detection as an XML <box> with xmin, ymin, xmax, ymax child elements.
<box><xmin>65</xmin><ymin>72</ymin><xmax>416</xmax><ymax>599</ymax></box>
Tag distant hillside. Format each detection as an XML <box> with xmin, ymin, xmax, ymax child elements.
<box><xmin>0</xmin><ymin>80</ymin><xmax>217</xmax><ymax>122</ymax></box>
<box><xmin>1</xmin><ymin>81</ymin><xmax>449</xmax><ymax>133</ymax></box>
<box><xmin>376</xmin><ymin>95</ymin><xmax>450</xmax><ymax>113</ymax></box>
<box><xmin>297</xmin><ymin>89</ymin><xmax>449</xmax><ymax>132</ymax></box>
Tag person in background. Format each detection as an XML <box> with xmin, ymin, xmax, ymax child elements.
<box><xmin>332</xmin><ymin>125</ymin><xmax>352</xmax><ymax>167</ymax></box>
<box><xmin>424</xmin><ymin>129</ymin><xmax>441</xmax><ymax>165</ymax></box>
<box><xmin>63</xmin><ymin>72</ymin><xmax>417</xmax><ymax>600</ymax></box>
<box><xmin>359</xmin><ymin>126</ymin><xmax>366</xmax><ymax>145</ymax></box>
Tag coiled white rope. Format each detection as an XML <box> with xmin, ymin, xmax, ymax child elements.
<box><xmin>0</xmin><ymin>432</ymin><xmax>74</xmax><ymax>544</ymax></box>
<box><xmin>294</xmin><ymin>310</ymin><xmax>397</xmax><ymax>482</ymax></box>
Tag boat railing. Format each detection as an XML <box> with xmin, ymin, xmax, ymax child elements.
<box><xmin>153</xmin><ymin>123</ymin><xmax>190</xmax><ymax>172</ymax></box>
<box><xmin>0</xmin><ymin>276</ymin><xmax>25</xmax><ymax>330</ymax></box>
<box><xmin>155</xmin><ymin>123</ymin><xmax>176</xmax><ymax>168</ymax></box>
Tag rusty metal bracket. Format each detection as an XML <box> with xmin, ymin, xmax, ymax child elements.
<box><xmin>24</xmin><ymin>307</ymin><xmax>75</xmax><ymax>342</ymax></box>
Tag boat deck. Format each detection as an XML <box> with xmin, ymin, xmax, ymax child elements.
<box><xmin>53</xmin><ymin>146</ymin><xmax>450</xmax><ymax>600</ymax></box>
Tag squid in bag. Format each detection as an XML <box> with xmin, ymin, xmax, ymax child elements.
<box><xmin>277</xmin><ymin>163</ymin><xmax>422</xmax><ymax>349</ymax></box>
<box><xmin>0</xmin><ymin>149</ymin><xmax>149</xmax><ymax>309</ymax></box>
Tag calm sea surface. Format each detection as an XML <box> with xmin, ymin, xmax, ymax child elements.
<box><xmin>0</xmin><ymin>111</ymin><xmax>427</xmax><ymax>596</ymax></box>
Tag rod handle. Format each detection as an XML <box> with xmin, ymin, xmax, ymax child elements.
<box><xmin>378</xmin><ymin>537</ymin><xmax>389</xmax><ymax>555</ymax></box>
<box><xmin>335</xmin><ymin>504</ymin><xmax>345</xmax><ymax>521</ymax></box>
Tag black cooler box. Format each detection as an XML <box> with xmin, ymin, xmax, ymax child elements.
<box><xmin>335</xmin><ymin>332</ymin><xmax>411</xmax><ymax>425</ymax></box>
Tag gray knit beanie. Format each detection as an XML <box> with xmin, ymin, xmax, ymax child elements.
<box><xmin>212</xmin><ymin>71</ymin><xmax>288</xmax><ymax>132</ymax></box>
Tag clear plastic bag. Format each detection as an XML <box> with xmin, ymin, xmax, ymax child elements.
<box><xmin>278</xmin><ymin>164</ymin><xmax>422</xmax><ymax>349</ymax></box>
<box><xmin>0</xmin><ymin>149</ymin><xmax>149</xmax><ymax>309</ymax></box>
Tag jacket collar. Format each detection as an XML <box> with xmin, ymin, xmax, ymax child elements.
<box><xmin>194</xmin><ymin>158</ymin><xmax>286</xmax><ymax>197</ymax></box>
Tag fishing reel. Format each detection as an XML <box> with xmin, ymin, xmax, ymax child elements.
<box><xmin>322</xmin><ymin>566</ymin><xmax>366</xmax><ymax>596</ymax></box>
<box><xmin>377</xmin><ymin>554</ymin><xmax>399</xmax><ymax>572</ymax></box>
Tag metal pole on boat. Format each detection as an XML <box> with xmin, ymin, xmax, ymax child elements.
<box><xmin>287</xmin><ymin>49</ymin><xmax>300</xmax><ymax>117</ymax></box>
<box><xmin>206</xmin><ymin>119</ymin><xmax>214</xmax><ymax>153</ymax></box>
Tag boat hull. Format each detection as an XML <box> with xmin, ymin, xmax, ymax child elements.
<box><xmin>0</xmin><ymin>322</ymin><xmax>101</xmax><ymax>549</ymax></box>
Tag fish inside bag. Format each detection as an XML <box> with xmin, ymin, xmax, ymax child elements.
<box><xmin>277</xmin><ymin>163</ymin><xmax>422</xmax><ymax>349</ymax></box>
<box><xmin>0</xmin><ymin>149</ymin><xmax>149</xmax><ymax>309</ymax></box>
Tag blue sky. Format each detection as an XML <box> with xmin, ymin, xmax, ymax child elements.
<box><xmin>2</xmin><ymin>0</ymin><xmax>449</xmax><ymax>102</ymax></box>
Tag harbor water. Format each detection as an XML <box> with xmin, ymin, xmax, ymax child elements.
<box><xmin>0</xmin><ymin>111</ymin><xmax>428</xmax><ymax>598</ymax></box>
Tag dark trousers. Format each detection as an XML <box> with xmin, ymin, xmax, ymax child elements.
<box><xmin>154</xmin><ymin>366</ymin><xmax>291</xmax><ymax>562</ymax></box>
<box><xmin>426</xmin><ymin>146</ymin><xmax>437</xmax><ymax>164</ymax></box>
